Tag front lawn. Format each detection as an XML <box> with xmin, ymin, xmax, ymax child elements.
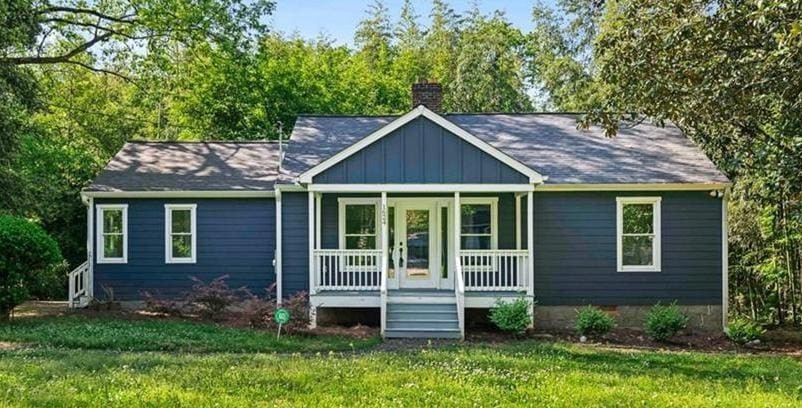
<box><xmin>1</xmin><ymin>316</ymin><xmax>801</xmax><ymax>406</ymax></box>
<box><xmin>0</xmin><ymin>315</ymin><xmax>379</xmax><ymax>353</ymax></box>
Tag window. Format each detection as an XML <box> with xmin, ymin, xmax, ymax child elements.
<box><xmin>617</xmin><ymin>197</ymin><xmax>661</xmax><ymax>272</ymax></box>
<box><xmin>165</xmin><ymin>204</ymin><xmax>196</xmax><ymax>263</ymax></box>
<box><xmin>460</xmin><ymin>199</ymin><xmax>498</xmax><ymax>250</ymax></box>
<box><xmin>339</xmin><ymin>199</ymin><xmax>378</xmax><ymax>250</ymax></box>
<box><xmin>96</xmin><ymin>204</ymin><xmax>127</xmax><ymax>263</ymax></box>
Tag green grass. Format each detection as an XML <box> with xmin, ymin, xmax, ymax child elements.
<box><xmin>0</xmin><ymin>316</ymin><xmax>379</xmax><ymax>353</ymax></box>
<box><xmin>1</xmin><ymin>316</ymin><xmax>802</xmax><ymax>407</ymax></box>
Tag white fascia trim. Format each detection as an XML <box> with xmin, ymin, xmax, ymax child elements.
<box><xmin>616</xmin><ymin>196</ymin><xmax>662</xmax><ymax>272</ymax></box>
<box><xmin>536</xmin><ymin>183</ymin><xmax>731</xmax><ymax>192</ymax></box>
<box><xmin>275</xmin><ymin>184</ymin><xmax>307</xmax><ymax>192</ymax></box>
<box><xmin>309</xmin><ymin>184</ymin><xmax>534</xmax><ymax>193</ymax></box>
<box><xmin>96</xmin><ymin>204</ymin><xmax>128</xmax><ymax>264</ymax></box>
<box><xmin>297</xmin><ymin>105</ymin><xmax>545</xmax><ymax>184</ymax></box>
<box><xmin>83</xmin><ymin>190</ymin><xmax>275</xmax><ymax>199</ymax></box>
<box><xmin>164</xmin><ymin>203</ymin><xmax>197</xmax><ymax>264</ymax></box>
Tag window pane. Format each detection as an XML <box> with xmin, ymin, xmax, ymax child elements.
<box><xmin>461</xmin><ymin>204</ymin><xmax>491</xmax><ymax>234</ymax></box>
<box><xmin>345</xmin><ymin>205</ymin><xmax>375</xmax><ymax>235</ymax></box>
<box><xmin>103</xmin><ymin>234</ymin><xmax>123</xmax><ymax>258</ymax></box>
<box><xmin>172</xmin><ymin>235</ymin><xmax>192</xmax><ymax>258</ymax></box>
<box><xmin>346</xmin><ymin>235</ymin><xmax>376</xmax><ymax>250</ymax></box>
<box><xmin>623</xmin><ymin>204</ymin><xmax>653</xmax><ymax>234</ymax></box>
<box><xmin>387</xmin><ymin>207</ymin><xmax>395</xmax><ymax>279</ymax></box>
<box><xmin>623</xmin><ymin>235</ymin><xmax>654</xmax><ymax>266</ymax></box>
<box><xmin>461</xmin><ymin>235</ymin><xmax>491</xmax><ymax>250</ymax></box>
<box><xmin>171</xmin><ymin>209</ymin><xmax>192</xmax><ymax>233</ymax></box>
<box><xmin>103</xmin><ymin>210</ymin><xmax>123</xmax><ymax>233</ymax></box>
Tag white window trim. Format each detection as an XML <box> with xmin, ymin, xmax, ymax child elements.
<box><xmin>616</xmin><ymin>197</ymin><xmax>662</xmax><ymax>272</ymax></box>
<box><xmin>460</xmin><ymin>197</ymin><xmax>499</xmax><ymax>250</ymax></box>
<box><xmin>96</xmin><ymin>204</ymin><xmax>128</xmax><ymax>264</ymax></box>
<box><xmin>165</xmin><ymin>204</ymin><xmax>197</xmax><ymax>264</ymax></box>
<box><xmin>337</xmin><ymin>198</ymin><xmax>381</xmax><ymax>249</ymax></box>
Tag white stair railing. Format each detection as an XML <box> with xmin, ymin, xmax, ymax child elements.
<box><xmin>454</xmin><ymin>254</ymin><xmax>465</xmax><ymax>339</ymax></box>
<box><xmin>67</xmin><ymin>260</ymin><xmax>90</xmax><ymax>308</ymax></box>
<box><xmin>314</xmin><ymin>249</ymin><xmax>383</xmax><ymax>291</ymax></box>
<box><xmin>459</xmin><ymin>250</ymin><xmax>529</xmax><ymax>292</ymax></box>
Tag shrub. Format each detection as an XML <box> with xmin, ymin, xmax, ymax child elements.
<box><xmin>644</xmin><ymin>302</ymin><xmax>688</xmax><ymax>341</ymax></box>
<box><xmin>142</xmin><ymin>291</ymin><xmax>184</xmax><ymax>315</ymax></box>
<box><xmin>575</xmin><ymin>306</ymin><xmax>615</xmax><ymax>336</ymax></box>
<box><xmin>0</xmin><ymin>215</ymin><xmax>63</xmax><ymax>320</ymax></box>
<box><xmin>184</xmin><ymin>275</ymin><xmax>250</xmax><ymax>319</ymax></box>
<box><xmin>726</xmin><ymin>317</ymin><xmax>765</xmax><ymax>345</ymax></box>
<box><xmin>489</xmin><ymin>297</ymin><xmax>533</xmax><ymax>334</ymax></box>
<box><xmin>240</xmin><ymin>290</ymin><xmax>310</xmax><ymax>333</ymax></box>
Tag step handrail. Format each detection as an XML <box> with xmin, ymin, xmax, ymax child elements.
<box><xmin>454</xmin><ymin>255</ymin><xmax>465</xmax><ymax>339</ymax></box>
<box><xmin>67</xmin><ymin>260</ymin><xmax>89</xmax><ymax>308</ymax></box>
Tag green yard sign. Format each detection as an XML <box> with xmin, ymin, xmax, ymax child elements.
<box><xmin>274</xmin><ymin>308</ymin><xmax>290</xmax><ymax>339</ymax></box>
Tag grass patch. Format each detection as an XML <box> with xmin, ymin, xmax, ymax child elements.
<box><xmin>1</xmin><ymin>316</ymin><xmax>801</xmax><ymax>406</ymax></box>
<box><xmin>0</xmin><ymin>316</ymin><xmax>379</xmax><ymax>353</ymax></box>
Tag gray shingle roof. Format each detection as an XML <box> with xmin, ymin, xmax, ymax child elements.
<box><xmin>284</xmin><ymin>113</ymin><xmax>728</xmax><ymax>185</ymax></box>
<box><xmin>87</xmin><ymin>142</ymin><xmax>280</xmax><ymax>192</ymax></box>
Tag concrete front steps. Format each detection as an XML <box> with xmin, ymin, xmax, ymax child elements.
<box><xmin>385</xmin><ymin>301</ymin><xmax>461</xmax><ymax>339</ymax></box>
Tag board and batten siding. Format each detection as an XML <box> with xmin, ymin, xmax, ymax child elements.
<box><xmin>533</xmin><ymin>191</ymin><xmax>722</xmax><ymax>305</ymax></box>
<box><xmin>92</xmin><ymin>198</ymin><xmax>275</xmax><ymax>300</ymax></box>
<box><xmin>312</xmin><ymin>116</ymin><xmax>529</xmax><ymax>184</ymax></box>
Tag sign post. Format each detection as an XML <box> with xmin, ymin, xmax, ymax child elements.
<box><xmin>274</xmin><ymin>308</ymin><xmax>290</xmax><ymax>339</ymax></box>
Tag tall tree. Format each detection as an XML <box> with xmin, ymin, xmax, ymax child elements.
<box><xmin>393</xmin><ymin>0</ymin><xmax>428</xmax><ymax>86</ymax></box>
<box><xmin>426</xmin><ymin>0</ymin><xmax>459</xmax><ymax>109</ymax></box>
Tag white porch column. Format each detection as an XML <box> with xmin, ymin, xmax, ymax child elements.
<box><xmin>453</xmin><ymin>192</ymin><xmax>461</xmax><ymax>273</ymax></box>
<box><xmin>527</xmin><ymin>190</ymin><xmax>535</xmax><ymax>326</ymax></box>
<box><xmin>308</xmin><ymin>190</ymin><xmax>317</xmax><ymax>328</ymax></box>
<box><xmin>308</xmin><ymin>191</ymin><xmax>315</xmax><ymax>296</ymax></box>
<box><xmin>275</xmin><ymin>189</ymin><xmax>282</xmax><ymax>305</ymax></box>
<box><xmin>380</xmin><ymin>192</ymin><xmax>388</xmax><ymax>336</ymax></box>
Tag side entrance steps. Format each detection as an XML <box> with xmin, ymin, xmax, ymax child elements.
<box><xmin>385</xmin><ymin>301</ymin><xmax>461</xmax><ymax>339</ymax></box>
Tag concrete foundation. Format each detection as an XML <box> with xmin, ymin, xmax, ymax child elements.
<box><xmin>534</xmin><ymin>305</ymin><xmax>723</xmax><ymax>332</ymax></box>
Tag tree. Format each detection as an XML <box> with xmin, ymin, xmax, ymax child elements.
<box><xmin>450</xmin><ymin>10</ymin><xmax>532</xmax><ymax>112</ymax></box>
<box><xmin>0</xmin><ymin>215</ymin><xmax>63</xmax><ymax>319</ymax></box>
<box><xmin>426</xmin><ymin>0</ymin><xmax>459</xmax><ymax>108</ymax></box>
<box><xmin>393</xmin><ymin>0</ymin><xmax>428</xmax><ymax>86</ymax></box>
<box><xmin>592</xmin><ymin>0</ymin><xmax>802</xmax><ymax>323</ymax></box>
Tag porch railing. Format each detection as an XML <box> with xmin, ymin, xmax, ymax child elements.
<box><xmin>314</xmin><ymin>249</ymin><xmax>383</xmax><ymax>291</ymax></box>
<box><xmin>68</xmin><ymin>260</ymin><xmax>90</xmax><ymax>308</ymax></box>
<box><xmin>459</xmin><ymin>250</ymin><xmax>530</xmax><ymax>292</ymax></box>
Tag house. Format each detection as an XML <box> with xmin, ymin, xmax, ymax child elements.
<box><xmin>72</xmin><ymin>83</ymin><xmax>730</xmax><ymax>338</ymax></box>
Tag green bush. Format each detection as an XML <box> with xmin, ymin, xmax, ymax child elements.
<box><xmin>0</xmin><ymin>215</ymin><xmax>63</xmax><ymax>319</ymax></box>
<box><xmin>644</xmin><ymin>302</ymin><xmax>688</xmax><ymax>341</ymax></box>
<box><xmin>489</xmin><ymin>297</ymin><xmax>533</xmax><ymax>334</ymax></box>
<box><xmin>726</xmin><ymin>317</ymin><xmax>765</xmax><ymax>345</ymax></box>
<box><xmin>575</xmin><ymin>306</ymin><xmax>615</xmax><ymax>336</ymax></box>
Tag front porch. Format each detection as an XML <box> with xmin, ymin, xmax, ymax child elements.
<box><xmin>294</xmin><ymin>187</ymin><xmax>535</xmax><ymax>339</ymax></box>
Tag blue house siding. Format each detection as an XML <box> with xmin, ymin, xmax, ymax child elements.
<box><xmin>533</xmin><ymin>191</ymin><xmax>722</xmax><ymax>306</ymax></box>
<box><xmin>312</xmin><ymin>117</ymin><xmax>529</xmax><ymax>184</ymax></box>
<box><xmin>281</xmin><ymin>192</ymin><xmax>309</xmax><ymax>297</ymax></box>
<box><xmin>92</xmin><ymin>198</ymin><xmax>275</xmax><ymax>300</ymax></box>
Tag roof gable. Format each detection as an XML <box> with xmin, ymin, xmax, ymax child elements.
<box><xmin>297</xmin><ymin>106</ymin><xmax>544</xmax><ymax>184</ymax></box>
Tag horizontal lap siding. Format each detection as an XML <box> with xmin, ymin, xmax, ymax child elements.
<box><xmin>281</xmin><ymin>192</ymin><xmax>309</xmax><ymax>296</ymax></box>
<box><xmin>313</xmin><ymin>117</ymin><xmax>528</xmax><ymax>184</ymax></box>
<box><xmin>534</xmin><ymin>191</ymin><xmax>722</xmax><ymax>305</ymax></box>
<box><xmin>93</xmin><ymin>198</ymin><xmax>275</xmax><ymax>300</ymax></box>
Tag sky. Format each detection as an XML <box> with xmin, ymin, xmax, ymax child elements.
<box><xmin>268</xmin><ymin>1</ymin><xmax>549</xmax><ymax>46</ymax></box>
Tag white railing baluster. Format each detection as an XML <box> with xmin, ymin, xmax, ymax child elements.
<box><xmin>458</xmin><ymin>250</ymin><xmax>529</xmax><ymax>292</ymax></box>
<box><xmin>312</xmin><ymin>249</ymin><xmax>383</xmax><ymax>291</ymax></box>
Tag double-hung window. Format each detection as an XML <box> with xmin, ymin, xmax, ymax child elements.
<box><xmin>460</xmin><ymin>199</ymin><xmax>497</xmax><ymax>250</ymax></box>
<box><xmin>96</xmin><ymin>204</ymin><xmax>128</xmax><ymax>263</ymax></box>
<box><xmin>165</xmin><ymin>204</ymin><xmax>197</xmax><ymax>263</ymax></box>
<box><xmin>340</xmin><ymin>200</ymin><xmax>378</xmax><ymax>250</ymax></box>
<box><xmin>617</xmin><ymin>197</ymin><xmax>661</xmax><ymax>272</ymax></box>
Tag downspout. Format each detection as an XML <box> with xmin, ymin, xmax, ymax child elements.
<box><xmin>722</xmin><ymin>187</ymin><xmax>729</xmax><ymax>331</ymax></box>
<box><xmin>275</xmin><ymin>188</ymin><xmax>282</xmax><ymax>305</ymax></box>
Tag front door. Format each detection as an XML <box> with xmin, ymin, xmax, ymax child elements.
<box><xmin>395</xmin><ymin>202</ymin><xmax>438</xmax><ymax>289</ymax></box>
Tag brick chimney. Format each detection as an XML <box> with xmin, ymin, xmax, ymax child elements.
<box><xmin>411</xmin><ymin>82</ymin><xmax>442</xmax><ymax>113</ymax></box>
